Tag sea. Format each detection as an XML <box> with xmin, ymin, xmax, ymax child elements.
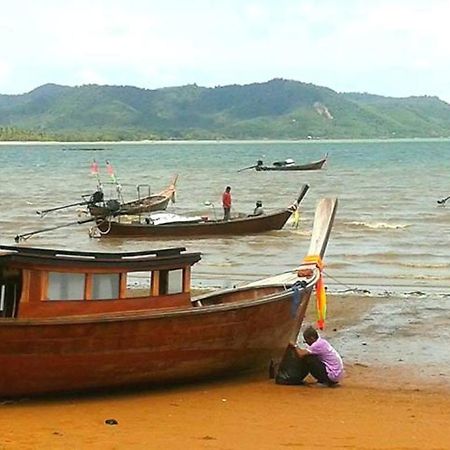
<box><xmin>1</xmin><ymin>139</ymin><xmax>449</xmax><ymax>376</ymax></box>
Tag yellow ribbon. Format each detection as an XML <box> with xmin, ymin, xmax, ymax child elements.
<box><xmin>292</xmin><ymin>208</ymin><xmax>300</xmax><ymax>229</ymax></box>
<box><xmin>302</xmin><ymin>255</ymin><xmax>326</xmax><ymax>330</ymax></box>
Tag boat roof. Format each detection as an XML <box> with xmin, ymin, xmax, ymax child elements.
<box><xmin>0</xmin><ymin>245</ymin><xmax>202</xmax><ymax>271</ymax></box>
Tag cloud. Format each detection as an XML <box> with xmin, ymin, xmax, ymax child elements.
<box><xmin>0</xmin><ymin>0</ymin><xmax>449</xmax><ymax>102</ymax></box>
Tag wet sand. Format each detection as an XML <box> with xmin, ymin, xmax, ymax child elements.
<box><xmin>1</xmin><ymin>294</ymin><xmax>449</xmax><ymax>449</ymax></box>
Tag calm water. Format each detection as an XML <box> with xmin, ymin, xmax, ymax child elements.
<box><xmin>1</xmin><ymin>139</ymin><xmax>450</xmax><ymax>375</ymax></box>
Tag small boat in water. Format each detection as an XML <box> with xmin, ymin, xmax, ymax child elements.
<box><xmin>88</xmin><ymin>174</ymin><xmax>178</xmax><ymax>218</ymax></box>
<box><xmin>0</xmin><ymin>197</ymin><xmax>337</xmax><ymax>397</ymax></box>
<box><xmin>93</xmin><ymin>184</ymin><xmax>309</xmax><ymax>238</ymax></box>
<box><xmin>254</xmin><ymin>154</ymin><xmax>327</xmax><ymax>171</ymax></box>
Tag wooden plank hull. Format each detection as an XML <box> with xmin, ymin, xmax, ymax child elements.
<box><xmin>256</xmin><ymin>157</ymin><xmax>327</xmax><ymax>171</ymax></box>
<box><xmin>89</xmin><ymin>194</ymin><xmax>172</xmax><ymax>217</ymax></box>
<box><xmin>0</xmin><ymin>197</ymin><xmax>337</xmax><ymax>398</ymax></box>
<box><xmin>0</xmin><ymin>285</ymin><xmax>311</xmax><ymax>397</ymax></box>
<box><xmin>98</xmin><ymin>209</ymin><xmax>293</xmax><ymax>238</ymax></box>
<box><xmin>89</xmin><ymin>175</ymin><xmax>177</xmax><ymax>218</ymax></box>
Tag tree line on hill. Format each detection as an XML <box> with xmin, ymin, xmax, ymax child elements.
<box><xmin>0</xmin><ymin>78</ymin><xmax>449</xmax><ymax>141</ymax></box>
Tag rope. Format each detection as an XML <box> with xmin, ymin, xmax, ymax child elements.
<box><xmin>323</xmin><ymin>271</ymin><xmax>356</xmax><ymax>291</ymax></box>
<box><xmin>88</xmin><ymin>219</ymin><xmax>111</xmax><ymax>238</ymax></box>
<box><xmin>323</xmin><ymin>270</ymin><xmax>372</xmax><ymax>294</ymax></box>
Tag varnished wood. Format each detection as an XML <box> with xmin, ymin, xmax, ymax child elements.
<box><xmin>0</xmin><ymin>198</ymin><xmax>337</xmax><ymax>397</ymax></box>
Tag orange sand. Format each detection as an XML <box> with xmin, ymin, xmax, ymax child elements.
<box><xmin>1</xmin><ymin>370</ymin><xmax>450</xmax><ymax>449</ymax></box>
<box><xmin>1</xmin><ymin>295</ymin><xmax>449</xmax><ymax>449</ymax></box>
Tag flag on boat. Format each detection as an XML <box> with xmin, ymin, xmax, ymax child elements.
<box><xmin>90</xmin><ymin>159</ymin><xmax>99</xmax><ymax>175</ymax></box>
<box><xmin>106</xmin><ymin>160</ymin><xmax>117</xmax><ymax>184</ymax></box>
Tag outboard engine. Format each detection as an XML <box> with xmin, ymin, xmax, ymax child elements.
<box><xmin>90</xmin><ymin>190</ymin><xmax>104</xmax><ymax>204</ymax></box>
<box><xmin>106</xmin><ymin>199</ymin><xmax>121</xmax><ymax>213</ymax></box>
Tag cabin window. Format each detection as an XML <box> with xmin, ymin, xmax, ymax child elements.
<box><xmin>0</xmin><ymin>284</ymin><xmax>4</xmax><ymax>312</ymax></box>
<box><xmin>92</xmin><ymin>274</ymin><xmax>120</xmax><ymax>300</ymax></box>
<box><xmin>157</xmin><ymin>269</ymin><xmax>185</xmax><ymax>295</ymax></box>
<box><xmin>126</xmin><ymin>271</ymin><xmax>151</xmax><ymax>298</ymax></box>
<box><xmin>48</xmin><ymin>272</ymin><xmax>85</xmax><ymax>301</ymax></box>
<box><xmin>157</xmin><ymin>269</ymin><xmax>184</xmax><ymax>295</ymax></box>
<box><xmin>168</xmin><ymin>269</ymin><xmax>183</xmax><ymax>294</ymax></box>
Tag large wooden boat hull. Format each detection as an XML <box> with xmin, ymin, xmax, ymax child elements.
<box><xmin>0</xmin><ymin>284</ymin><xmax>312</xmax><ymax>397</ymax></box>
<box><xmin>98</xmin><ymin>208</ymin><xmax>294</xmax><ymax>238</ymax></box>
<box><xmin>256</xmin><ymin>157</ymin><xmax>327</xmax><ymax>171</ymax></box>
<box><xmin>0</xmin><ymin>197</ymin><xmax>337</xmax><ymax>398</ymax></box>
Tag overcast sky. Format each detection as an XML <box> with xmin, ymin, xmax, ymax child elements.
<box><xmin>1</xmin><ymin>0</ymin><xmax>449</xmax><ymax>102</ymax></box>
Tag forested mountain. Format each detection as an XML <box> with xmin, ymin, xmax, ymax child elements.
<box><xmin>0</xmin><ymin>78</ymin><xmax>449</xmax><ymax>141</ymax></box>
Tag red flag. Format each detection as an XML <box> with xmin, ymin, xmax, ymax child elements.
<box><xmin>90</xmin><ymin>160</ymin><xmax>99</xmax><ymax>175</ymax></box>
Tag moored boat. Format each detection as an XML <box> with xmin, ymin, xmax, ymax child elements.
<box><xmin>93</xmin><ymin>184</ymin><xmax>309</xmax><ymax>238</ymax></box>
<box><xmin>88</xmin><ymin>174</ymin><xmax>178</xmax><ymax>218</ymax></box>
<box><xmin>254</xmin><ymin>154</ymin><xmax>327</xmax><ymax>171</ymax></box>
<box><xmin>0</xmin><ymin>197</ymin><xmax>337</xmax><ymax>397</ymax></box>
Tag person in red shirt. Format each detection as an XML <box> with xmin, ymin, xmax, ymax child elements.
<box><xmin>222</xmin><ymin>186</ymin><xmax>232</xmax><ymax>221</ymax></box>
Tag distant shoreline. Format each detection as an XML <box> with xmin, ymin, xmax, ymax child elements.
<box><xmin>1</xmin><ymin>137</ymin><xmax>450</xmax><ymax>145</ymax></box>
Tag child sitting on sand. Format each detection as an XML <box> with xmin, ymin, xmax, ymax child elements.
<box><xmin>274</xmin><ymin>325</ymin><xmax>344</xmax><ymax>386</ymax></box>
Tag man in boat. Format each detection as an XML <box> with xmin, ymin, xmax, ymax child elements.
<box><xmin>274</xmin><ymin>325</ymin><xmax>344</xmax><ymax>387</ymax></box>
<box><xmin>248</xmin><ymin>200</ymin><xmax>264</xmax><ymax>217</ymax></box>
<box><xmin>222</xmin><ymin>186</ymin><xmax>232</xmax><ymax>221</ymax></box>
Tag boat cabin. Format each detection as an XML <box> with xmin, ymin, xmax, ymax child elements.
<box><xmin>0</xmin><ymin>245</ymin><xmax>201</xmax><ymax>319</ymax></box>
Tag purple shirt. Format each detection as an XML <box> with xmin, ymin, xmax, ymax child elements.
<box><xmin>306</xmin><ymin>337</ymin><xmax>344</xmax><ymax>382</ymax></box>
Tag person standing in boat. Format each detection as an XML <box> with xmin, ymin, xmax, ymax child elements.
<box><xmin>274</xmin><ymin>325</ymin><xmax>344</xmax><ymax>386</ymax></box>
<box><xmin>222</xmin><ymin>186</ymin><xmax>232</xmax><ymax>221</ymax></box>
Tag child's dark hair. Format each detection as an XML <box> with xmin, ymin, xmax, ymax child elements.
<box><xmin>303</xmin><ymin>325</ymin><xmax>318</xmax><ymax>341</ymax></box>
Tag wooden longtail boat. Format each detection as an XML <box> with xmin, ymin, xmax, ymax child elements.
<box><xmin>0</xmin><ymin>197</ymin><xmax>337</xmax><ymax>398</ymax></box>
<box><xmin>255</xmin><ymin>155</ymin><xmax>327</xmax><ymax>171</ymax></box>
<box><xmin>94</xmin><ymin>184</ymin><xmax>309</xmax><ymax>238</ymax></box>
<box><xmin>88</xmin><ymin>174</ymin><xmax>178</xmax><ymax>218</ymax></box>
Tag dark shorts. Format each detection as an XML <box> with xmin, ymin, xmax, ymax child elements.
<box><xmin>274</xmin><ymin>346</ymin><xmax>337</xmax><ymax>386</ymax></box>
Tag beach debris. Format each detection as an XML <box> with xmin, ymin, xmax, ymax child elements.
<box><xmin>201</xmin><ymin>436</ymin><xmax>217</xmax><ymax>441</ymax></box>
<box><xmin>105</xmin><ymin>418</ymin><xmax>119</xmax><ymax>425</ymax></box>
<box><xmin>405</xmin><ymin>291</ymin><xmax>426</xmax><ymax>297</ymax></box>
<box><xmin>339</xmin><ymin>288</ymin><xmax>371</xmax><ymax>295</ymax></box>
<box><xmin>354</xmin><ymin>362</ymin><xmax>369</xmax><ymax>368</ymax></box>
<box><xmin>437</xmin><ymin>195</ymin><xmax>450</xmax><ymax>205</ymax></box>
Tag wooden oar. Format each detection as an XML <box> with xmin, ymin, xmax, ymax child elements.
<box><xmin>15</xmin><ymin>217</ymin><xmax>97</xmax><ymax>242</ymax></box>
<box><xmin>437</xmin><ymin>195</ymin><xmax>450</xmax><ymax>205</ymax></box>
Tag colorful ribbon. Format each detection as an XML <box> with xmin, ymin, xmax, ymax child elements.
<box><xmin>302</xmin><ymin>254</ymin><xmax>327</xmax><ymax>330</ymax></box>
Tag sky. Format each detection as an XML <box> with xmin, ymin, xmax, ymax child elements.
<box><xmin>1</xmin><ymin>0</ymin><xmax>449</xmax><ymax>103</ymax></box>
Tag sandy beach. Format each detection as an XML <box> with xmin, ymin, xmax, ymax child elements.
<box><xmin>1</xmin><ymin>294</ymin><xmax>449</xmax><ymax>449</ymax></box>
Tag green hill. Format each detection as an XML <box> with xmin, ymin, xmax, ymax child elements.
<box><xmin>0</xmin><ymin>78</ymin><xmax>449</xmax><ymax>141</ymax></box>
